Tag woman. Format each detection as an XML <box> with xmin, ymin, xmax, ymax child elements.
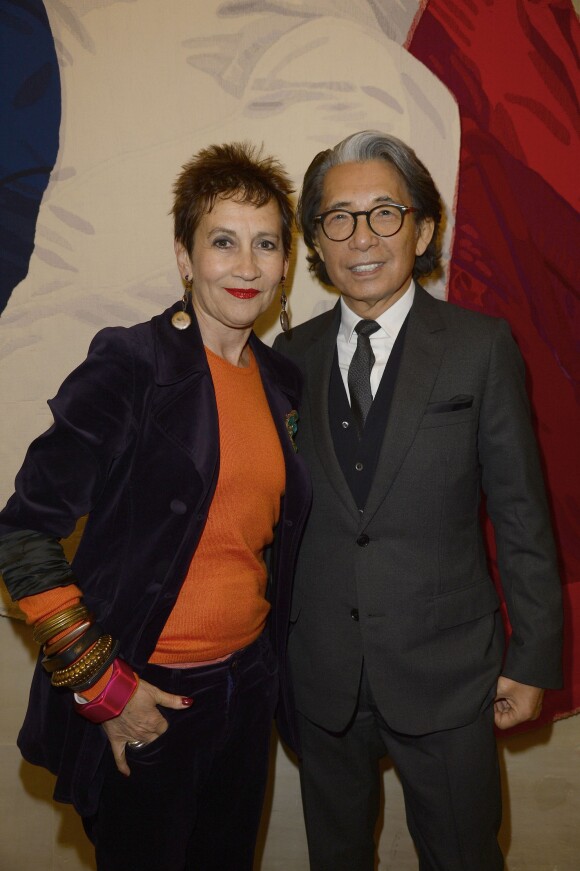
<box><xmin>0</xmin><ymin>142</ymin><xmax>311</xmax><ymax>870</ymax></box>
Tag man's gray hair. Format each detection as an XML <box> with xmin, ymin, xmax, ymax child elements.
<box><xmin>297</xmin><ymin>130</ymin><xmax>442</xmax><ymax>284</ymax></box>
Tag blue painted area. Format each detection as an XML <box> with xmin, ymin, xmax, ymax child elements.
<box><xmin>0</xmin><ymin>0</ymin><xmax>61</xmax><ymax>313</ymax></box>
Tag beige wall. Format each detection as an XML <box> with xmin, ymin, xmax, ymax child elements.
<box><xmin>1</xmin><ymin>2</ymin><xmax>578</xmax><ymax>868</ymax></box>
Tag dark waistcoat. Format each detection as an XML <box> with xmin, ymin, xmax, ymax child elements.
<box><xmin>329</xmin><ymin>318</ymin><xmax>409</xmax><ymax>511</ymax></box>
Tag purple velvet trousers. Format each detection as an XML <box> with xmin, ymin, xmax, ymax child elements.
<box><xmin>83</xmin><ymin>632</ymin><xmax>278</xmax><ymax>871</ymax></box>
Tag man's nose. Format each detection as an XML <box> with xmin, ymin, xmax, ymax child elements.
<box><xmin>348</xmin><ymin>214</ymin><xmax>378</xmax><ymax>249</ymax></box>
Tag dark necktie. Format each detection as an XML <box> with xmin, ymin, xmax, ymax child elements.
<box><xmin>348</xmin><ymin>319</ymin><xmax>380</xmax><ymax>437</ymax></box>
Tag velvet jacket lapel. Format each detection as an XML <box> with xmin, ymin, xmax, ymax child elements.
<box><xmin>151</xmin><ymin>303</ymin><xmax>309</xmax><ymax>515</ymax></box>
<box><xmin>151</xmin><ymin>303</ymin><xmax>219</xmax><ymax>503</ymax></box>
<box><xmin>250</xmin><ymin>333</ymin><xmax>312</xmax><ymax>665</ymax></box>
<box><xmin>249</xmin><ymin>331</ymin><xmax>311</xmax><ymax>504</ymax></box>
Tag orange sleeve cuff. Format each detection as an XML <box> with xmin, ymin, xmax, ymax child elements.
<box><xmin>80</xmin><ymin>665</ymin><xmax>115</xmax><ymax>701</ymax></box>
<box><xmin>18</xmin><ymin>585</ymin><xmax>83</xmax><ymax>625</ymax></box>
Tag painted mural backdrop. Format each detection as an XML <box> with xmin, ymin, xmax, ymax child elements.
<box><xmin>0</xmin><ymin>0</ymin><xmax>578</xmax><ymax>728</ymax></box>
<box><xmin>408</xmin><ymin>0</ymin><xmax>579</xmax><ymax>728</ymax></box>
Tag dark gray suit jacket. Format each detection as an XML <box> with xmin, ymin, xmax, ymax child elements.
<box><xmin>274</xmin><ymin>285</ymin><xmax>562</xmax><ymax>736</ymax></box>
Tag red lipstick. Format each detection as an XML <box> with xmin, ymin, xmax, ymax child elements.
<box><xmin>224</xmin><ymin>288</ymin><xmax>260</xmax><ymax>299</ymax></box>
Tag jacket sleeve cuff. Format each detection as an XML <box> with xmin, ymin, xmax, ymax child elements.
<box><xmin>0</xmin><ymin>529</ymin><xmax>76</xmax><ymax>600</ymax></box>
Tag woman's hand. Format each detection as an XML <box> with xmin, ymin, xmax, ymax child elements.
<box><xmin>102</xmin><ymin>678</ymin><xmax>193</xmax><ymax>775</ymax></box>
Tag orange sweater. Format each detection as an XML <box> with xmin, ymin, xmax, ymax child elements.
<box><xmin>19</xmin><ymin>346</ymin><xmax>285</xmax><ymax>682</ymax></box>
<box><xmin>151</xmin><ymin>347</ymin><xmax>285</xmax><ymax>662</ymax></box>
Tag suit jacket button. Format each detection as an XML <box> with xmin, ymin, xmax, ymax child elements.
<box><xmin>350</xmin><ymin>608</ymin><xmax>359</xmax><ymax>621</ymax></box>
<box><xmin>357</xmin><ymin>534</ymin><xmax>370</xmax><ymax>547</ymax></box>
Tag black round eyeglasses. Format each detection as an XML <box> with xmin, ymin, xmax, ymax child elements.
<box><xmin>315</xmin><ymin>203</ymin><xmax>418</xmax><ymax>241</ymax></box>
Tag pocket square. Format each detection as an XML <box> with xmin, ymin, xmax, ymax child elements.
<box><xmin>425</xmin><ymin>395</ymin><xmax>474</xmax><ymax>414</ymax></box>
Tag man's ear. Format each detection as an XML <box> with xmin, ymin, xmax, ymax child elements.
<box><xmin>313</xmin><ymin>232</ymin><xmax>325</xmax><ymax>263</ymax></box>
<box><xmin>415</xmin><ymin>218</ymin><xmax>435</xmax><ymax>257</ymax></box>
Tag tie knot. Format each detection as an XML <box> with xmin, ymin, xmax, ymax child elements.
<box><xmin>355</xmin><ymin>319</ymin><xmax>380</xmax><ymax>338</ymax></box>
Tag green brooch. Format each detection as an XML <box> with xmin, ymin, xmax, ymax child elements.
<box><xmin>285</xmin><ymin>410</ymin><xmax>299</xmax><ymax>452</ymax></box>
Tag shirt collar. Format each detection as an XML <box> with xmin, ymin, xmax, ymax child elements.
<box><xmin>339</xmin><ymin>280</ymin><xmax>416</xmax><ymax>344</ymax></box>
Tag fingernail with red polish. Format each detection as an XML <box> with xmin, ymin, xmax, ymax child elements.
<box><xmin>182</xmin><ymin>697</ymin><xmax>193</xmax><ymax>706</ymax></box>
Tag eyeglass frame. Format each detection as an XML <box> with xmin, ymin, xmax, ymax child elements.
<box><xmin>314</xmin><ymin>203</ymin><xmax>419</xmax><ymax>241</ymax></box>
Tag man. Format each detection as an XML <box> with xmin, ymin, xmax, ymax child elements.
<box><xmin>273</xmin><ymin>131</ymin><xmax>562</xmax><ymax>870</ymax></box>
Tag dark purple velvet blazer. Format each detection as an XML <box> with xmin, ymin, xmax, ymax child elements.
<box><xmin>0</xmin><ymin>302</ymin><xmax>311</xmax><ymax>815</ymax></box>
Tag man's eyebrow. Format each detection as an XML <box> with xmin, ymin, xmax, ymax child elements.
<box><xmin>323</xmin><ymin>195</ymin><xmax>396</xmax><ymax>210</ymax></box>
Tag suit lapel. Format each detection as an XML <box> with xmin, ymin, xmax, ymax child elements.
<box><xmin>362</xmin><ymin>286</ymin><xmax>446</xmax><ymax>526</ymax></box>
<box><xmin>304</xmin><ymin>303</ymin><xmax>362</xmax><ymax>521</ymax></box>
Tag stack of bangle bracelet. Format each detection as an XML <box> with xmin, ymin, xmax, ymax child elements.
<box><xmin>33</xmin><ymin>604</ymin><xmax>90</xmax><ymax>645</ymax></box>
<box><xmin>34</xmin><ymin>603</ymin><xmax>120</xmax><ymax>691</ymax></box>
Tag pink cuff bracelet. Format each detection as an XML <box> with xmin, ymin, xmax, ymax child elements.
<box><xmin>74</xmin><ymin>658</ymin><xmax>138</xmax><ymax>724</ymax></box>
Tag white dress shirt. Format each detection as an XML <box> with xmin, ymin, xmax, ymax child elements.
<box><xmin>337</xmin><ymin>282</ymin><xmax>415</xmax><ymax>403</ymax></box>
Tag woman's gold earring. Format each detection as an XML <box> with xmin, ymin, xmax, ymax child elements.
<box><xmin>279</xmin><ymin>277</ymin><xmax>289</xmax><ymax>332</ymax></box>
<box><xmin>172</xmin><ymin>275</ymin><xmax>192</xmax><ymax>330</ymax></box>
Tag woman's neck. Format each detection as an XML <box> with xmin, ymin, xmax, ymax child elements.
<box><xmin>195</xmin><ymin>308</ymin><xmax>252</xmax><ymax>367</ymax></box>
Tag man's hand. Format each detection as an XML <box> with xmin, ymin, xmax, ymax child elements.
<box><xmin>102</xmin><ymin>679</ymin><xmax>193</xmax><ymax>775</ymax></box>
<box><xmin>494</xmin><ymin>676</ymin><xmax>544</xmax><ymax>730</ymax></box>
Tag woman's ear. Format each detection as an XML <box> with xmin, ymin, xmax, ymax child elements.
<box><xmin>174</xmin><ymin>239</ymin><xmax>192</xmax><ymax>278</ymax></box>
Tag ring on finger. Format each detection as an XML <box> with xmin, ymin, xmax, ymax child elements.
<box><xmin>127</xmin><ymin>739</ymin><xmax>147</xmax><ymax>750</ymax></box>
